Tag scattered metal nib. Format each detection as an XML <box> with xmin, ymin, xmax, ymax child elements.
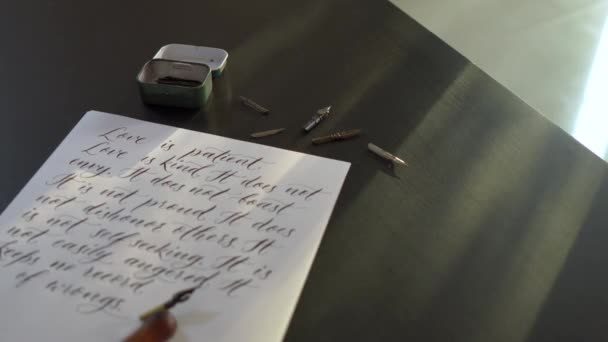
<box><xmin>368</xmin><ymin>143</ymin><xmax>408</xmax><ymax>166</ymax></box>
<box><xmin>250</xmin><ymin>128</ymin><xmax>285</xmax><ymax>138</ymax></box>
<box><xmin>303</xmin><ymin>106</ymin><xmax>331</xmax><ymax>132</ymax></box>
<box><xmin>312</xmin><ymin>129</ymin><xmax>361</xmax><ymax>145</ymax></box>
<box><xmin>240</xmin><ymin>96</ymin><xmax>270</xmax><ymax>114</ymax></box>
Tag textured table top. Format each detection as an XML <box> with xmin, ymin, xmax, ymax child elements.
<box><xmin>1</xmin><ymin>1</ymin><xmax>607</xmax><ymax>341</ymax></box>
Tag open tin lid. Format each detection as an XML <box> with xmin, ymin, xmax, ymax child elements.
<box><xmin>153</xmin><ymin>44</ymin><xmax>228</xmax><ymax>78</ymax></box>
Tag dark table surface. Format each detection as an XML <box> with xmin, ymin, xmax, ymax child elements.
<box><xmin>2</xmin><ymin>1</ymin><xmax>608</xmax><ymax>341</ymax></box>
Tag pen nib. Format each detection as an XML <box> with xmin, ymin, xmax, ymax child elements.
<box><xmin>392</xmin><ymin>157</ymin><xmax>408</xmax><ymax>166</ymax></box>
<box><xmin>368</xmin><ymin>143</ymin><xmax>408</xmax><ymax>167</ymax></box>
<box><xmin>317</xmin><ymin>106</ymin><xmax>331</xmax><ymax>115</ymax></box>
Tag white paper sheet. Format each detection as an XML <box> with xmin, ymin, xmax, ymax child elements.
<box><xmin>0</xmin><ymin>111</ymin><xmax>350</xmax><ymax>341</ymax></box>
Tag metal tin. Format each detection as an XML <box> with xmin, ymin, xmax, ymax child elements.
<box><xmin>153</xmin><ymin>44</ymin><xmax>229</xmax><ymax>78</ymax></box>
<box><xmin>137</xmin><ymin>59</ymin><xmax>212</xmax><ymax>109</ymax></box>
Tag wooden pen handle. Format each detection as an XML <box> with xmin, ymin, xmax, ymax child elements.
<box><xmin>312</xmin><ymin>129</ymin><xmax>361</xmax><ymax>145</ymax></box>
<box><xmin>312</xmin><ymin>135</ymin><xmax>336</xmax><ymax>144</ymax></box>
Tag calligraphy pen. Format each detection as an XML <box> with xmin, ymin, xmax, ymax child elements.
<box><xmin>139</xmin><ymin>287</ymin><xmax>197</xmax><ymax>321</ymax></box>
